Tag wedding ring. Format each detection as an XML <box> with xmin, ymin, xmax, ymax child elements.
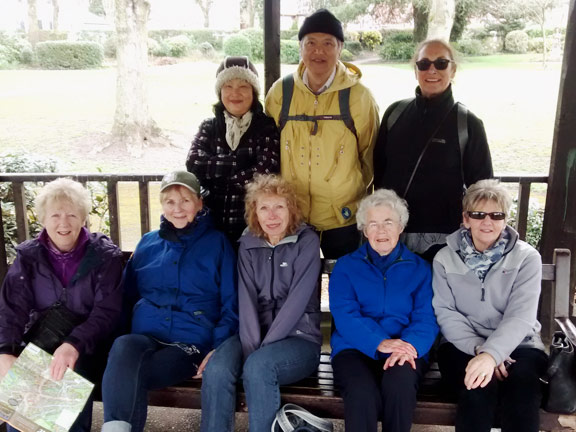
<box><xmin>481</xmin><ymin>372</ymin><xmax>487</xmax><ymax>378</ymax></box>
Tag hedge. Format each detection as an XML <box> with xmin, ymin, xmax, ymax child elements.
<box><xmin>280</xmin><ymin>40</ymin><xmax>300</xmax><ymax>64</ymax></box>
<box><xmin>223</xmin><ymin>34</ymin><xmax>252</xmax><ymax>57</ymax></box>
<box><xmin>36</xmin><ymin>41</ymin><xmax>103</xmax><ymax>69</ymax></box>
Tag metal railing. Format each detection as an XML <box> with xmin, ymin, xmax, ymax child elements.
<box><xmin>0</xmin><ymin>173</ymin><xmax>549</xmax><ymax>282</ymax></box>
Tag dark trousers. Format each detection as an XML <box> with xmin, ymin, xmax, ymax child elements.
<box><xmin>438</xmin><ymin>343</ymin><xmax>548</xmax><ymax>432</ymax></box>
<box><xmin>318</xmin><ymin>224</ymin><xmax>361</xmax><ymax>259</ymax></box>
<box><xmin>332</xmin><ymin>349</ymin><xmax>426</xmax><ymax>432</ymax></box>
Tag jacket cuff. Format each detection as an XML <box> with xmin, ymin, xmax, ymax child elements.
<box><xmin>0</xmin><ymin>343</ymin><xmax>24</xmax><ymax>356</ymax></box>
<box><xmin>64</xmin><ymin>336</ymin><xmax>84</xmax><ymax>355</ymax></box>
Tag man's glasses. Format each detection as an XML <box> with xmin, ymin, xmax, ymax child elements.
<box><xmin>467</xmin><ymin>211</ymin><xmax>506</xmax><ymax>221</ymax></box>
<box><xmin>415</xmin><ymin>58</ymin><xmax>453</xmax><ymax>71</ymax></box>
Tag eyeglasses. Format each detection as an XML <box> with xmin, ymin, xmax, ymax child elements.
<box><xmin>415</xmin><ymin>58</ymin><xmax>453</xmax><ymax>71</ymax></box>
<box><xmin>467</xmin><ymin>211</ymin><xmax>506</xmax><ymax>221</ymax></box>
<box><xmin>366</xmin><ymin>220</ymin><xmax>398</xmax><ymax>232</ymax></box>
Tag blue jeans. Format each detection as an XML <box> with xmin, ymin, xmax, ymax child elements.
<box><xmin>101</xmin><ymin>334</ymin><xmax>203</xmax><ymax>432</ymax></box>
<box><xmin>201</xmin><ymin>334</ymin><xmax>321</xmax><ymax>432</ymax></box>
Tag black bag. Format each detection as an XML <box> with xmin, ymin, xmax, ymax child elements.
<box><xmin>23</xmin><ymin>302</ymin><xmax>82</xmax><ymax>354</ymax></box>
<box><xmin>271</xmin><ymin>403</ymin><xmax>333</xmax><ymax>432</ymax></box>
<box><xmin>541</xmin><ymin>330</ymin><xmax>576</xmax><ymax>414</ymax></box>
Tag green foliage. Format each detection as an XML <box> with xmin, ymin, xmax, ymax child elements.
<box><xmin>223</xmin><ymin>34</ymin><xmax>252</xmax><ymax>57</ymax></box>
<box><xmin>345</xmin><ymin>31</ymin><xmax>360</xmax><ymax>42</ymax></box>
<box><xmin>508</xmin><ymin>200</ymin><xmax>544</xmax><ymax>250</ymax></box>
<box><xmin>241</xmin><ymin>28</ymin><xmax>264</xmax><ymax>61</ymax></box>
<box><xmin>528</xmin><ymin>37</ymin><xmax>552</xmax><ymax>53</ymax></box>
<box><xmin>340</xmin><ymin>48</ymin><xmax>354</xmax><ymax>62</ymax></box>
<box><xmin>0</xmin><ymin>32</ymin><xmax>31</xmax><ymax>68</ymax></box>
<box><xmin>379</xmin><ymin>40</ymin><xmax>416</xmax><ymax>61</ymax></box>
<box><xmin>344</xmin><ymin>40</ymin><xmax>362</xmax><ymax>55</ymax></box>
<box><xmin>36</xmin><ymin>41</ymin><xmax>103</xmax><ymax>69</ymax></box>
<box><xmin>163</xmin><ymin>35</ymin><xmax>194</xmax><ymax>57</ymax></box>
<box><xmin>360</xmin><ymin>30</ymin><xmax>383</xmax><ymax>51</ymax></box>
<box><xmin>198</xmin><ymin>41</ymin><xmax>215</xmax><ymax>59</ymax></box>
<box><xmin>147</xmin><ymin>38</ymin><xmax>161</xmax><ymax>56</ymax></box>
<box><xmin>382</xmin><ymin>30</ymin><xmax>414</xmax><ymax>44</ymax></box>
<box><xmin>150</xmin><ymin>30</ymin><xmax>224</xmax><ymax>51</ymax></box>
<box><xmin>280</xmin><ymin>30</ymin><xmax>299</xmax><ymax>40</ymax></box>
<box><xmin>88</xmin><ymin>0</ymin><xmax>106</xmax><ymax>16</ymax></box>
<box><xmin>77</xmin><ymin>30</ymin><xmax>112</xmax><ymax>45</ymax></box>
<box><xmin>505</xmin><ymin>30</ymin><xmax>529</xmax><ymax>53</ymax></box>
<box><xmin>103</xmin><ymin>34</ymin><xmax>117</xmax><ymax>58</ymax></box>
<box><xmin>280</xmin><ymin>40</ymin><xmax>300</xmax><ymax>64</ymax></box>
<box><xmin>454</xmin><ymin>39</ymin><xmax>486</xmax><ymax>56</ymax></box>
<box><xmin>0</xmin><ymin>152</ymin><xmax>58</xmax><ymax>262</ymax></box>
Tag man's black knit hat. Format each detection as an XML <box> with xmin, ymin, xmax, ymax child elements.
<box><xmin>298</xmin><ymin>9</ymin><xmax>344</xmax><ymax>42</ymax></box>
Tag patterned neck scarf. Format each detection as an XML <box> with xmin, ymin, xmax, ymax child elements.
<box><xmin>223</xmin><ymin>110</ymin><xmax>253</xmax><ymax>151</ymax></box>
<box><xmin>458</xmin><ymin>228</ymin><xmax>509</xmax><ymax>281</ymax></box>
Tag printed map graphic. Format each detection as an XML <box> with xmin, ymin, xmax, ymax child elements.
<box><xmin>0</xmin><ymin>343</ymin><xmax>93</xmax><ymax>432</ymax></box>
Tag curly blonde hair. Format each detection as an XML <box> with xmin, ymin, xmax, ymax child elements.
<box><xmin>244</xmin><ymin>174</ymin><xmax>303</xmax><ymax>239</ymax></box>
<box><xmin>36</xmin><ymin>178</ymin><xmax>91</xmax><ymax>223</ymax></box>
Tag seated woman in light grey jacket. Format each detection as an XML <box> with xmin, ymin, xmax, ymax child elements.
<box><xmin>432</xmin><ymin>179</ymin><xmax>547</xmax><ymax>432</ymax></box>
<box><xmin>197</xmin><ymin>174</ymin><xmax>322</xmax><ymax>432</ymax></box>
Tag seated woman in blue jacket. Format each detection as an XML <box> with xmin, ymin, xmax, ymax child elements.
<box><xmin>100</xmin><ymin>171</ymin><xmax>238</xmax><ymax>432</ymax></box>
<box><xmin>330</xmin><ymin>188</ymin><xmax>439</xmax><ymax>432</ymax></box>
<box><xmin>199</xmin><ymin>174</ymin><xmax>322</xmax><ymax>432</ymax></box>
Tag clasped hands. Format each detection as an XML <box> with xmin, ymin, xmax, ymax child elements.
<box><xmin>464</xmin><ymin>352</ymin><xmax>516</xmax><ymax>390</ymax></box>
<box><xmin>377</xmin><ymin>339</ymin><xmax>417</xmax><ymax>370</ymax></box>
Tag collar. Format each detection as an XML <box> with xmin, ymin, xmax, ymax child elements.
<box><xmin>415</xmin><ymin>84</ymin><xmax>454</xmax><ymax>111</ymax></box>
<box><xmin>38</xmin><ymin>226</ymin><xmax>90</xmax><ymax>255</ymax></box>
<box><xmin>303</xmin><ymin>66</ymin><xmax>337</xmax><ymax>94</ymax></box>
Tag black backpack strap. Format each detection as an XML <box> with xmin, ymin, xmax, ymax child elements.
<box><xmin>456</xmin><ymin>102</ymin><xmax>469</xmax><ymax>184</ymax></box>
<box><xmin>338</xmin><ymin>87</ymin><xmax>357</xmax><ymax>140</ymax></box>
<box><xmin>386</xmin><ymin>97</ymin><xmax>414</xmax><ymax>131</ymax></box>
<box><xmin>279</xmin><ymin>74</ymin><xmax>295</xmax><ymax>133</ymax></box>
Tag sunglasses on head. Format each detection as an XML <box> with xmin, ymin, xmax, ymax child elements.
<box><xmin>467</xmin><ymin>211</ymin><xmax>506</xmax><ymax>221</ymax></box>
<box><xmin>415</xmin><ymin>58</ymin><xmax>452</xmax><ymax>71</ymax></box>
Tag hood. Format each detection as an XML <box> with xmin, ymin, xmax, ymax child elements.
<box><xmin>445</xmin><ymin>225</ymin><xmax>519</xmax><ymax>255</ymax></box>
<box><xmin>295</xmin><ymin>60</ymin><xmax>362</xmax><ymax>94</ymax></box>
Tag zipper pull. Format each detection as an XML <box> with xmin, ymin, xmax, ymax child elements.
<box><xmin>481</xmin><ymin>282</ymin><xmax>485</xmax><ymax>302</ymax></box>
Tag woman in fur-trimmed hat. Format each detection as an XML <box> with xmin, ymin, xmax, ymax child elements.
<box><xmin>186</xmin><ymin>56</ymin><xmax>280</xmax><ymax>249</ymax></box>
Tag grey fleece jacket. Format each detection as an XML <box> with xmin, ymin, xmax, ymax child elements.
<box><xmin>238</xmin><ymin>224</ymin><xmax>322</xmax><ymax>358</ymax></box>
<box><xmin>432</xmin><ymin>225</ymin><xmax>545</xmax><ymax>366</ymax></box>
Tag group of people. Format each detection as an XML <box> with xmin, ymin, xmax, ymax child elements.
<box><xmin>0</xmin><ymin>7</ymin><xmax>547</xmax><ymax>432</ymax></box>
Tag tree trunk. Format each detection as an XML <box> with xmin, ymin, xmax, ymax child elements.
<box><xmin>52</xmin><ymin>0</ymin><xmax>59</xmax><ymax>31</ymax></box>
<box><xmin>27</xmin><ymin>0</ymin><xmax>40</xmax><ymax>46</ymax></box>
<box><xmin>104</xmin><ymin>0</ymin><xmax>166</xmax><ymax>157</ymax></box>
<box><xmin>541</xmin><ymin>10</ymin><xmax>548</xmax><ymax>68</ymax></box>
<box><xmin>413</xmin><ymin>1</ymin><xmax>429</xmax><ymax>43</ymax></box>
<box><xmin>449</xmin><ymin>0</ymin><xmax>467</xmax><ymax>42</ymax></box>
<box><xmin>427</xmin><ymin>0</ymin><xmax>455</xmax><ymax>41</ymax></box>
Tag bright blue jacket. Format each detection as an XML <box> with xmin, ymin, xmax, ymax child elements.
<box><xmin>330</xmin><ymin>241</ymin><xmax>438</xmax><ymax>359</ymax></box>
<box><xmin>125</xmin><ymin>212</ymin><xmax>238</xmax><ymax>353</ymax></box>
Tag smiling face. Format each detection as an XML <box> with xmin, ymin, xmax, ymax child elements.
<box><xmin>463</xmin><ymin>199</ymin><xmax>507</xmax><ymax>252</ymax></box>
<box><xmin>43</xmin><ymin>200</ymin><xmax>86</xmax><ymax>252</ymax></box>
<box><xmin>221</xmin><ymin>78</ymin><xmax>254</xmax><ymax>117</ymax></box>
<box><xmin>256</xmin><ymin>193</ymin><xmax>290</xmax><ymax>245</ymax></box>
<box><xmin>300</xmin><ymin>33</ymin><xmax>342</xmax><ymax>83</ymax></box>
<box><xmin>363</xmin><ymin>205</ymin><xmax>404</xmax><ymax>256</ymax></box>
<box><xmin>415</xmin><ymin>41</ymin><xmax>456</xmax><ymax>99</ymax></box>
<box><xmin>161</xmin><ymin>186</ymin><xmax>203</xmax><ymax>229</ymax></box>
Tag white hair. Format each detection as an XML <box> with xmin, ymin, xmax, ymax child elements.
<box><xmin>36</xmin><ymin>178</ymin><xmax>91</xmax><ymax>223</ymax></box>
<box><xmin>356</xmin><ymin>189</ymin><xmax>409</xmax><ymax>230</ymax></box>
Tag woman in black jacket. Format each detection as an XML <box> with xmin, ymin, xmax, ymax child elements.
<box><xmin>186</xmin><ymin>56</ymin><xmax>280</xmax><ymax>247</ymax></box>
<box><xmin>373</xmin><ymin>39</ymin><xmax>493</xmax><ymax>261</ymax></box>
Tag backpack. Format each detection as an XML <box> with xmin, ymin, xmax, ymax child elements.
<box><xmin>278</xmin><ymin>74</ymin><xmax>357</xmax><ymax>140</ymax></box>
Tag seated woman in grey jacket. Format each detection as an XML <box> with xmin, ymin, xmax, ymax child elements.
<box><xmin>432</xmin><ymin>179</ymin><xmax>548</xmax><ymax>432</ymax></box>
<box><xmin>198</xmin><ymin>174</ymin><xmax>322</xmax><ymax>432</ymax></box>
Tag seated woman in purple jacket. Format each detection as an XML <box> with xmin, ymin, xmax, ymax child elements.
<box><xmin>198</xmin><ymin>174</ymin><xmax>322</xmax><ymax>432</ymax></box>
<box><xmin>0</xmin><ymin>178</ymin><xmax>123</xmax><ymax>432</ymax></box>
<box><xmin>329</xmin><ymin>189</ymin><xmax>439</xmax><ymax>432</ymax></box>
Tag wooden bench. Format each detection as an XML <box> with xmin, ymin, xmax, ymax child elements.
<box><xmin>145</xmin><ymin>248</ymin><xmax>576</xmax><ymax>431</ymax></box>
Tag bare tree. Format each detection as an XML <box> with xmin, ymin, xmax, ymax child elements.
<box><xmin>195</xmin><ymin>0</ymin><xmax>214</xmax><ymax>28</ymax></box>
<box><xmin>524</xmin><ymin>0</ymin><xmax>559</xmax><ymax>67</ymax></box>
<box><xmin>27</xmin><ymin>0</ymin><xmax>40</xmax><ymax>45</ymax></box>
<box><xmin>52</xmin><ymin>0</ymin><xmax>59</xmax><ymax>31</ymax></box>
<box><xmin>241</xmin><ymin>0</ymin><xmax>256</xmax><ymax>28</ymax></box>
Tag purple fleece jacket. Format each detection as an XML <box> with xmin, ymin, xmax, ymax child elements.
<box><xmin>238</xmin><ymin>224</ymin><xmax>322</xmax><ymax>358</ymax></box>
<box><xmin>0</xmin><ymin>231</ymin><xmax>123</xmax><ymax>356</ymax></box>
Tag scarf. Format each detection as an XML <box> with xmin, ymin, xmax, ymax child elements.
<box><xmin>458</xmin><ymin>228</ymin><xmax>509</xmax><ymax>281</ymax></box>
<box><xmin>223</xmin><ymin>110</ymin><xmax>253</xmax><ymax>151</ymax></box>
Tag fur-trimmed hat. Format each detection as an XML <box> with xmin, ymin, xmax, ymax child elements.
<box><xmin>298</xmin><ymin>9</ymin><xmax>344</xmax><ymax>42</ymax></box>
<box><xmin>215</xmin><ymin>56</ymin><xmax>260</xmax><ymax>97</ymax></box>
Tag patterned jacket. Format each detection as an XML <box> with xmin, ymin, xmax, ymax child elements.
<box><xmin>186</xmin><ymin>102</ymin><xmax>280</xmax><ymax>246</ymax></box>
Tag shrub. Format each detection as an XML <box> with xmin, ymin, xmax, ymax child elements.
<box><xmin>454</xmin><ymin>39</ymin><xmax>484</xmax><ymax>56</ymax></box>
<box><xmin>345</xmin><ymin>31</ymin><xmax>360</xmax><ymax>42</ymax></box>
<box><xmin>36</xmin><ymin>41</ymin><xmax>103</xmax><ymax>69</ymax></box>
<box><xmin>198</xmin><ymin>41</ymin><xmax>215</xmax><ymax>59</ymax></box>
<box><xmin>241</xmin><ymin>28</ymin><xmax>264</xmax><ymax>61</ymax></box>
<box><xmin>379</xmin><ymin>40</ymin><xmax>415</xmax><ymax>61</ymax></box>
<box><xmin>528</xmin><ymin>37</ymin><xmax>552</xmax><ymax>54</ymax></box>
<box><xmin>223</xmin><ymin>34</ymin><xmax>252</xmax><ymax>57</ymax></box>
<box><xmin>280</xmin><ymin>29</ymin><xmax>299</xmax><ymax>40</ymax></box>
<box><xmin>360</xmin><ymin>30</ymin><xmax>383</xmax><ymax>51</ymax></box>
<box><xmin>163</xmin><ymin>35</ymin><xmax>194</xmax><ymax>57</ymax></box>
<box><xmin>103</xmin><ymin>34</ymin><xmax>116</xmax><ymax>58</ymax></box>
<box><xmin>344</xmin><ymin>40</ymin><xmax>362</xmax><ymax>55</ymax></box>
<box><xmin>505</xmin><ymin>30</ymin><xmax>529</xmax><ymax>54</ymax></box>
<box><xmin>20</xmin><ymin>45</ymin><xmax>34</xmax><ymax>64</ymax></box>
<box><xmin>508</xmin><ymin>200</ymin><xmax>544</xmax><ymax>250</ymax></box>
<box><xmin>147</xmin><ymin>38</ymin><xmax>160</xmax><ymax>56</ymax></box>
<box><xmin>280</xmin><ymin>40</ymin><xmax>300</xmax><ymax>64</ymax></box>
<box><xmin>188</xmin><ymin>29</ymin><xmax>223</xmax><ymax>50</ymax></box>
<box><xmin>382</xmin><ymin>30</ymin><xmax>413</xmax><ymax>44</ymax></box>
<box><xmin>340</xmin><ymin>48</ymin><xmax>354</xmax><ymax>62</ymax></box>
<box><xmin>0</xmin><ymin>32</ymin><xmax>30</xmax><ymax>66</ymax></box>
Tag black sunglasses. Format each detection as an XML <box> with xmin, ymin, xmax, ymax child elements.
<box><xmin>415</xmin><ymin>58</ymin><xmax>452</xmax><ymax>71</ymax></box>
<box><xmin>467</xmin><ymin>211</ymin><xmax>506</xmax><ymax>221</ymax></box>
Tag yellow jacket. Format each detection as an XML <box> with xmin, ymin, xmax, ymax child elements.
<box><xmin>265</xmin><ymin>61</ymin><xmax>379</xmax><ymax>231</ymax></box>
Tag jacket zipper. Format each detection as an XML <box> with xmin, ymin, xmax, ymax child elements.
<box><xmin>269</xmin><ymin>248</ymin><xmax>276</xmax><ymax>319</ymax></box>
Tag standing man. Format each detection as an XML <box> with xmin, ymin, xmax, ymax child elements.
<box><xmin>265</xmin><ymin>9</ymin><xmax>379</xmax><ymax>259</ymax></box>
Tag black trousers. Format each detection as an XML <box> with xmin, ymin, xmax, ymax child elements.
<box><xmin>438</xmin><ymin>342</ymin><xmax>548</xmax><ymax>432</ymax></box>
<box><xmin>318</xmin><ymin>224</ymin><xmax>361</xmax><ymax>259</ymax></box>
<box><xmin>332</xmin><ymin>349</ymin><xmax>426</xmax><ymax>432</ymax></box>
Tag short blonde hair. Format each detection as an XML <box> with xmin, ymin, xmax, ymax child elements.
<box><xmin>357</xmin><ymin>189</ymin><xmax>409</xmax><ymax>230</ymax></box>
<box><xmin>244</xmin><ymin>174</ymin><xmax>302</xmax><ymax>239</ymax></box>
<box><xmin>36</xmin><ymin>178</ymin><xmax>91</xmax><ymax>223</ymax></box>
<box><xmin>463</xmin><ymin>179</ymin><xmax>512</xmax><ymax>217</ymax></box>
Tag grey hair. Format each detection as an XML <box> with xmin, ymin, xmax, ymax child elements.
<box><xmin>36</xmin><ymin>178</ymin><xmax>91</xmax><ymax>223</ymax></box>
<box><xmin>463</xmin><ymin>179</ymin><xmax>512</xmax><ymax>217</ymax></box>
<box><xmin>356</xmin><ymin>189</ymin><xmax>409</xmax><ymax>230</ymax></box>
